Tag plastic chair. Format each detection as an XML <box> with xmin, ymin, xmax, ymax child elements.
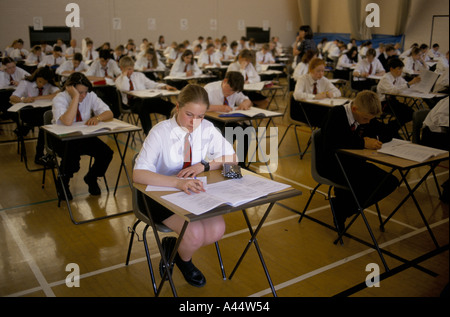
<box><xmin>412</xmin><ymin>109</ymin><xmax>430</xmax><ymax>144</ymax></box>
<box><xmin>125</xmin><ymin>154</ymin><xmax>226</xmax><ymax>296</ymax></box>
<box><xmin>116</xmin><ymin>88</ymin><xmax>143</xmax><ymax>145</ymax></box>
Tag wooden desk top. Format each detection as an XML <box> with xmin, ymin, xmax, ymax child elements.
<box><xmin>204</xmin><ymin>109</ymin><xmax>283</xmax><ymax>124</ymax></box>
<box><xmin>134</xmin><ymin>169</ymin><xmax>301</xmax><ymax>222</ymax></box>
<box><xmin>339</xmin><ymin>148</ymin><xmax>449</xmax><ymax>170</ymax></box>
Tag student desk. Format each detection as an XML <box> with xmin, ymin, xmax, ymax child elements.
<box><xmin>244</xmin><ymin>82</ymin><xmax>285</xmax><ymax>111</ymax></box>
<box><xmin>335</xmin><ymin>148</ymin><xmax>449</xmax><ymax>271</ymax></box>
<box><xmin>134</xmin><ymin>169</ymin><xmax>302</xmax><ymax>297</ymax></box>
<box><xmin>204</xmin><ymin>109</ymin><xmax>283</xmax><ymax>179</ymax></box>
<box><xmin>384</xmin><ymin>91</ymin><xmax>447</xmax><ymax>140</ymax></box>
<box><xmin>42</xmin><ymin>119</ymin><xmax>142</xmax><ymax>225</ymax></box>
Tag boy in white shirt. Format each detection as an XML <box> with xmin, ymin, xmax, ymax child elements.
<box><xmin>85</xmin><ymin>50</ymin><xmax>121</xmax><ymax>81</ymax></box>
<box><xmin>353</xmin><ymin>48</ymin><xmax>385</xmax><ymax>91</ymax></box>
<box><xmin>197</xmin><ymin>43</ymin><xmax>221</xmax><ymax>68</ymax></box>
<box><xmin>115</xmin><ymin>56</ymin><xmax>176</xmax><ymax>135</ymax></box>
<box><xmin>38</xmin><ymin>46</ymin><xmax>66</xmax><ymax>69</ymax></box>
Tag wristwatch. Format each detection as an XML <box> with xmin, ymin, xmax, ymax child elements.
<box><xmin>200</xmin><ymin>160</ymin><xmax>210</xmax><ymax>172</ymax></box>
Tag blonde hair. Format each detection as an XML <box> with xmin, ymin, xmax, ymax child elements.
<box><xmin>171</xmin><ymin>84</ymin><xmax>210</xmax><ymax>117</ymax></box>
<box><xmin>353</xmin><ymin>90</ymin><xmax>382</xmax><ymax>116</ymax></box>
<box><xmin>119</xmin><ymin>56</ymin><xmax>134</xmax><ymax>68</ymax></box>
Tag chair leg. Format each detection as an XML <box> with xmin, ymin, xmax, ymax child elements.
<box><xmin>375</xmin><ymin>203</ymin><xmax>384</xmax><ymax>232</ymax></box>
<box><xmin>298</xmin><ymin>183</ymin><xmax>320</xmax><ymax>224</ymax></box>
<box><xmin>142</xmin><ymin>224</ymin><xmax>158</xmax><ymax>296</ymax></box>
<box><xmin>125</xmin><ymin>220</ymin><xmax>141</xmax><ymax>265</ymax></box>
<box><xmin>278</xmin><ymin>124</ymin><xmax>293</xmax><ymax>148</ymax></box>
<box><xmin>215</xmin><ymin>241</ymin><xmax>226</xmax><ymax>280</ymax></box>
<box><xmin>328</xmin><ymin>186</ymin><xmax>344</xmax><ymax>245</ymax></box>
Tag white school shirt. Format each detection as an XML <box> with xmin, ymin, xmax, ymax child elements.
<box><xmin>376</xmin><ymin>72</ymin><xmax>409</xmax><ymax>102</ymax></box>
<box><xmin>197</xmin><ymin>51</ymin><xmax>222</xmax><ymax>67</ymax></box>
<box><xmin>0</xmin><ymin>67</ymin><xmax>30</xmax><ymax>87</ymax></box>
<box><xmin>169</xmin><ymin>59</ymin><xmax>202</xmax><ymax>77</ymax></box>
<box><xmin>255</xmin><ymin>51</ymin><xmax>275</xmax><ymax>64</ymax></box>
<box><xmin>293</xmin><ymin>73</ymin><xmax>341</xmax><ymax>101</ymax></box>
<box><xmin>436</xmin><ymin>58</ymin><xmax>449</xmax><ymax>73</ymax></box>
<box><xmin>55</xmin><ymin>60</ymin><xmax>89</xmax><ymax>75</ymax></box>
<box><xmin>403</xmin><ymin>56</ymin><xmax>427</xmax><ymax>75</ymax></box>
<box><xmin>83</xmin><ymin>49</ymin><xmax>99</xmax><ymax>61</ymax></box>
<box><xmin>52</xmin><ymin>90</ymin><xmax>111</xmax><ymax>124</ymax></box>
<box><xmin>134</xmin><ymin>115</ymin><xmax>235</xmax><ymax>176</ymax></box>
<box><xmin>336</xmin><ymin>54</ymin><xmax>356</xmax><ymax>70</ymax></box>
<box><xmin>12</xmin><ymin>80</ymin><xmax>59</xmax><ymax>98</ymax></box>
<box><xmin>423</xmin><ymin>97</ymin><xmax>449</xmax><ymax>133</ymax></box>
<box><xmin>204</xmin><ymin>80</ymin><xmax>249</xmax><ymax>109</ymax></box>
<box><xmin>38</xmin><ymin>55</ymin><xmax>66</xmax><ymax>68</ymax></box>
<box><xmin>9</xmin><ymin>48</ymin><xmax>29</xmax><ymax>61</ymax></box>
<box><xmin>115</xmin><ymin>72</ymin><xmax>166</xmax><ymax>105</ymax></box>
<box><xmin>227</xmin><ymin>62</ymin><xmax>260</xmax><ymax>84</ymax></box>
<box><xmin>353</xmin><ymin>58</ymin><xmax>384</xmax><ymax>81</ymax></box>
<box><xmin>85</xmin><ymin>59</ymin><xmax>121</xmax><ymax>78</ymax></box>
<box><xmin>65</xmin><ymin>47</ymin><xmax>81</xmax><ymax>56</ymax></box>
<box><xmin>25</xmin><ymin>52</ymin><xmax>46</xmax><ymax>65</ymax></box>
<box><xmin>134</xmin><ymin>56</ymin><xmax>166</xmax><ymax>71</ymax></box>
<box><xmin>292</xmin><ymin>62</ymin><xmax>309</xmax><ymax>81</ymax></box>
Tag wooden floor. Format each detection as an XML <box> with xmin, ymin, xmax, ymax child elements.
<box><xmin>0</xmin><ymin>83</ymin><xmax>448</xmax><ymax>299</ymax></box>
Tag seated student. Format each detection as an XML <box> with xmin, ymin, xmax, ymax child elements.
<box><xmin>256</xmin><ymin>43</ymin><xmax>275</xmax><ymax>65</ymax></box>
<box><xmin>65</xmin><ymin>39</ymin><xmax>81</xmax><ymax>59</ymax></box>
<box><xmin>55</xmin><ymin>52</ymin><xmax>89</xmax><ymax>77</ymax></box>
<box><xmin>192</xmin><ymin>44</ymin><xmax>203</xmax><ymax>57</ymax></box>
<box><xmin>85</xmin><ymin>49</ymin><xmax>121</xmax><ymax>81</ymax></box>
<box><xmin>378</xmin><ymin>44</ymin><xmax>398</xmax><ymax>72</ymax></box>
<box><xmin>293</xmin><ymin>57</ymin><xmax>341</xmax><ymax>101</ymax></box>
<box><xmin>293</xmin><ymin>50</ymin><xmax>318</xmax><ymax>81</ymax></box>
<box><xmin>0</xmin><ymin>57</ymin><xmax>30</xmax><ymax>87</ymax></box>
<box><xmin>403</xmin><ymin>47</ymin><xmax>428</xmax><ymax>76</ymax></box>
<box><xmin>353</xmin><ymin>48</ymin><xmax>385</xmax><ymax>91</ymax></box>
<box><xmin>133</xmin><ymin>84</ymin><xmax>237</xmax><ymax>287</ymax></box>
<box><xmin>40</xmin><ymin>41</ymin><xmax>53</xmax><ymax>55</ymax></box>
<box><xmin>9</xmin><ymin>67</ymin><xmax>60</xmax><ymax>164</ymax></box>
<box><xmin>134</xmin><ymin>48</ymin><xmax>166</xmax><ymax>72</ymax></box>
<box><xmin>428</xmin><ymin>43</ymin><xmax>442</xmax><ymax>60</ymax></box>
<box><xmin>83</xmin><ymin>39</ymin><xmax>99</xmax><ymax>61</ymax></box>
<box><xmin>226</xmin><ymin>41</ymin><xmax>239</xmax><ymax>60</ymax></box>
<box><xmin>8</xmin><ymin>39</ymin><xmax>29</xmax><ymax>61</ymax></box>
<box><xmin>318</xmin><ymin>90</ymin><xmax>400</xmax><ymax>230</ymax></box>
<box><xmin>197</xmin><ymin>43</ymin><xmax>221</xmax><ymax>68</ymax></box>
<box><xmin>25</xmin><ymin>45</ymin><xmax>45</xmax><ymax>65</ymax></box>
<box><xmin>421</xmin><ymin>96</ymin><xmax>449</xmax><ymax>203</ymax></box>
<box><xmin>358</xmin><ymin>41</ymin><xmax>373</xmax><ymax>59</ymax></box>
<box><xmin>156</xmin><ymin>35</ymin><xmax>166</xmax><ymax>50</ymax></box>
<box><xmin>377</xmin><ymin>58</ymin><xmax>421</xmax><ymax>132</ymax></box>
<box><xmin>217</xmin><ymin>43</ymin><xmax>229</xmax><ymax>62</ymax></box>
<box><xmin>115</xmin><ymin>56</ymin><xmax>176</xmax><ymax>135</ymax></box>
<box><xmin>124</xmin><ymin>41</ymin><xmax>137</xmax><ymax>60</ymax></box>
<box><xmin>38</xmin><ymin>46</ymin><xmax>66</xmax><ymax>69</ymax></box>
<box><xmin>51</xmin><ymin>72</ymin><xmax>114</xmax><ymax>199</ymax></box>
<box><xmin>113</xmin><ymin>45</ymin><xmax>126</xmax><ymax>63</ymax></box>
<box><xmin>169</xmin><ymin>49</ymin><xmax>202</xmax><ymax>78</ymax></box>
<box><xmin>53</xmin><ymin>39</ymin><xmax>67</xmax><ymax>53</ymax></box>
<box><xmin>167</xmin><ymin>43</ymin><xmax>186</xmax><ymax>64</ymax></box>
<box><xmin>227</xmin><ymin>49</ymin><xmax>268</xmax><ymax>109</ymax></box>
<box><xmin>334</xmin><ymin>46</ymin><xmax>358</xmax><ymax>79</ymax></box>
<box><xmin>436</xmin><ymin>51</ymin><xmax>449</xmax><ymax>73</ymax></box>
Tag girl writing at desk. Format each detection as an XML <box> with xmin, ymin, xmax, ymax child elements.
<box><xmin>133</xmin><ymin>84</ymin><xmax>237</xmax><ymax>288</ymax></box>
<box><xmin>293</xmin><ymin>57</ymin><xmax>341</xmax><ymax>101</ymax></box>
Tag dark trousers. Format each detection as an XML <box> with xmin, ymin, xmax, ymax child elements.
<box><xmin>383</xmin><ymin>97</ymin><xmax>414</xmax><ymax>127</ymax></box>
<box><xmin>129</xmin><ymin>97</ymin><xmax>175</xmax><ymax>135</ymax></box>
<box><xmin>52</xmin><ymin>137</ymin><xmax>113</xmax><ymax>179</ymax></box>
<box><xmin>331</xmin><ymin>162</ymin><xmax>399</xmax><ymax>218</ymax></box>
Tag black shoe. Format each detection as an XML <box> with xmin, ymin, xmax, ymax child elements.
<box><xmin>177</xmin><ymin>260</ymin><xmax>206</xmax><ymax>288</ymax></box>
<box><xmin>159</xmin><ymin>237</ymin><xmax>177</xmax><ymax>280</ymax></box>
<box><xmin>84</xmin><ymin>173</ymin><xmax>101</xmax><ymax>195</ymax></box>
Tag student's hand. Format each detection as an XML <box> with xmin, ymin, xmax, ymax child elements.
<box><xmin>314</xmin><ymin>92</ymin><xmax>328</xmax><ymax>100</ymax></box>
<box><xmin>176</xmin><ymin>177</ymin><xmax>205</xmax><ymax>195</ymax></box>
<box><xmin>66</xmin><ymin>85</ymin><xmax>79</xmax><ymax>99</ymax></box>
<box><xmin>177</xmin><ymin>163</ymin><xmax>204</xmax><ymax>179</ymax></box>
<box><xmin>220</xmin><ymin>105</ymin><xmax>233</xmax><ymax>112</ymax></box>
<box><xmin>11</xmin><ymin>80</ymin><xmax>19</xmax><ymax>86</ymax></box>
<box><xmin>165</xmin><ymin>85</ymin><xmax>177</xmax><ymax>91</ymax></box>
<box><xmin>364</xmin><ymin>137</ymin><xmax>382</xmax><ymax>150</ymax></box>
<box><xmin>186</xmin><ymin>70</ymin><xmax>193</xmax><ymax>77</ymax></box>
<box><xmin>410</xmin><ymin>76</ymin><xmax>421</xmax><ymax>85</ymax></box>
<box><xmin>85</xmin><ymin>117</ymin><xmax>100</xmax><ymax>126</ymax></box>
<box><xmin>23</xmin><ymin>97</ymin><xmax>35</xmax><ymax>103</ymax></box>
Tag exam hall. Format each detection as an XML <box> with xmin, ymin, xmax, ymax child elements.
<box><xmin>0</xmin><ymin>0</ymin><xmax>448</xmax><ymax>299</ymax></box>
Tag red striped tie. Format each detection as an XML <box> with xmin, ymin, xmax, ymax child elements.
<box><xmin>224</xmin><ymin>97</ymin><xmax>229</xmax><ymax>105</ymax></box>
<box><xmin>312</xmin><ymin>83</ymin><xmax>317</xmax><ymax>95</ymax></box>
<box><xmin>38</xmin><ymin>87</ymin><xmax>43</xmax><ymax>96</ymax></box>
<box><xmin>182</xmin><ymin>133</ymin><xmax>191</xmax><ymax>169</ymax></box>
<box><xmin>76</xmin><ymin>105</ymin><xmax>82</xmax><ymax>122</ymax></box>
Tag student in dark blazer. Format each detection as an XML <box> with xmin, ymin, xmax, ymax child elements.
<box><xmin>317</xmin><ymin>90</ymin><xmax>399</xmax><ymax>231</ymax></box>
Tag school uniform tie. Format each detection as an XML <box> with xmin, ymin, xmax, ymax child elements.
<box><xmin>76</xmin><ymin>104</ymin><xmax>82</xmax><ymax>122</ymax></box>
<box><xmin>37</xmin><ymin>55</ymin><xmax>40</xmax><ymax>63</ymax></box>
<box><xmin>148</xmin><ymin>61</ymin><xmax>151</xmax><ymax>69</ymax></box>
<box><xmin>262</xmin><ymin>54</ymin><xmax>266</xmax><ymax>63</ymax></box>
<box><xmin>312</xmin><ymin>82</ymin><xmax>318</xmax><ymax>95</ymax></box>
<box><xmin>182</xmin><ymin>133</ymin><xmax>191</xmax><ymax>169</ymax></box>
<box><xmin>89</xmin><ymin>51</ymin><xmax>93</xmax><ymax>60</ymax></box>
<box><xmin>104</xmin><ymin>67</ymin><xmax>108</xmax><ymax>77</ymax></box>
<box><xmin>37</xmin><ymin>87</ymin><xmax>43</xmax><ymax>96</ymax></box>
<box><xmin>127</xmin><ymin>77</ymin><xmax>134</xmax><ymax>104</ymax></box>
<box><xmin>393</xmin><ymin>80</ymin><xmax>396</xmax><ymax>85</ymax></box>
<box><xmin>412</xmin><ymin>63</ymin><xmax>415</xmax><ymax>71</ymax></box>
<box><xmin>368</xmin><ymin>63</ymin><xmax>373</xmax><ymax>75</ymax></box>
<box><xmin>184</xmin><ymin>63</ymin><xmax>188</xmax><ymax>72</ymax></box>
<box><xmin>9</xmin><ymin>75</ymin><xmax>14</xmax><ymax>85</ymax></box>
<box><xmin>224</xmin><ymin>97</ymin><xmax>229</xmax><ymax>106</ymax></box>
<box><xmin>350</xmin><ymin>121</ymin><xmax>357</xmax><ymax>132</ymax></box>
<box><xmin>208</xmin><ymin>55</ymin><xmax>211</xmax><ymax>64</ymax></box>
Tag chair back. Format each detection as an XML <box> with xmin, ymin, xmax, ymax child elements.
<box><xmin>310</xmin><ymin>129</ymin><xmax>348</xmax><ymax>190</ymax></box>
<box><xmin>43</xmin><ymin>110</ymin><xmax>54</xmax><ymax>155</ymax></box>
<box><xmin>116</xmin><ymin>88</ymin><xmax>131</xmax><ymax>115</ymax></box>
<box><xmin>412</xmin><ymin>109</ymin><xmax>430</xmax><ymax>144</ymax></box>
<box><xmin>131</xmin><ymin>154</ymin><xmax>172</xmax><ymax>232</ymax></box>
<box><xmin>287</xmin><ymin>92</ymin><xmax>309</xmax><ymax>127</ymax></box>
